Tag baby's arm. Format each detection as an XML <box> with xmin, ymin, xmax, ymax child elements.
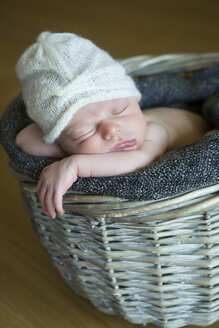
<box><xmin>38</xmin><ymin>138</ymin><xmax>165</xmax><ymax>219</ymax></box>
<box><xmin>15</xmin><ymin>123</ymin><xmax>67</xmax><ymax>158</ymax></box>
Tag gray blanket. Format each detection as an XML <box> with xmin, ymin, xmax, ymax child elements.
<box><xmin>0</xmin><ymin>66</ymin><xmax>219</xmax><ymax>201</ymax></box>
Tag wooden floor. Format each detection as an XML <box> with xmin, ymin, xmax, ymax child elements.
<box><xmin>1</xmin><ymin>1</ymin><xmax>219</xmax><ymax>327</ymax></box>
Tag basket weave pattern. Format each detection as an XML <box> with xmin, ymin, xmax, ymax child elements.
<box><xmin>11</xmin><ymin>163</ymin><xmax>219</xmax><ymax>328</ymax></box>
<box><xmin>5</xmin><ymin>54</ymin><xmax>219</xmax><ymax>327</ymax></box>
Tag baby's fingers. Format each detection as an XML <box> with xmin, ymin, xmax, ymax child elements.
<box><xmin>53</xmin><ymin>188</ymin><xmax>64</xmax><ymax>217</ymax></box>
<box><xmin>41</xmin><ymin>187</ymin><xmax>64</xmax><ymax>219</ymax></box>
<box><xmin>37</xmin><ymin>180</ymin><xmax>49</xmax><ymax>215</ymax></box>
<box><xmin>37</xmin><ymin>180</ymin><xmax>56</xmax><ymax>219</ymax></box>
<box><xmin>45</xmin><ymin>189</ymin><xmax>57</xmax><ymax>219</ymax></box>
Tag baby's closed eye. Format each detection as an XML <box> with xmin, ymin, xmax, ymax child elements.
<box><xmin>111</xmin><ymin>105</ymin><xmax>127</xmax><ymax>116</ymax></box>
<box><xmin>72</xmin><ymin>127</ymin><xmax>96</xmax><ymax>141</ymax></box>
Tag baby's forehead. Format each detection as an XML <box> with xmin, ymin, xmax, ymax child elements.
<box><xmin>74</xmin><ymin>98</ymin><xmax>129</xmax><ymax>120</ymax></box>
<box><xmin>83</xmin><ymin>98</ymin><xmax>129</xmax><ymax>112</ymax></box>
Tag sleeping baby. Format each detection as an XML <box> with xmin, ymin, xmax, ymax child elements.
<box><xmin>15</xmin><ymin>31</ymin><xmax>212</xmax><ymax>218</ymax></box>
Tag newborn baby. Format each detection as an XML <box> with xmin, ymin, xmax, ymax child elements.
<box><xmin>15</xmin><ymin>31</ymin><xmax>211</xmax><ymax>219</ymax></box>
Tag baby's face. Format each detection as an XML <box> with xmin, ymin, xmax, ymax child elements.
<box><xmin>58</xmin><ymin>98</ymin><xmax>146</xmax><ymax>155</ymax></box>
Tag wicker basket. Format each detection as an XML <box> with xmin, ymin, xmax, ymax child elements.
<box><xmin>3</xmin><ymin>54</ymin><xmax>219</xmax><ymax>328</ymax></box>
<box><xmin>9</xmin><ymin>161</ymin><xmax>219</xmax><ymax>328</ymax></box>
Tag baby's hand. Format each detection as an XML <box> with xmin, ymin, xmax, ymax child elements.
<box><xmin>37</xmin><ymin>156</ymin><xmax>77</xmax><ymax>219</ymax></box>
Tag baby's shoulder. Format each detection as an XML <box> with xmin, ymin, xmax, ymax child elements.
<box><xmin>142</xmin><ymin>108</ymin><xmax>175</xmax><ymax>148</ymax></box>
<box><xmin>143</xmin><ymin>111</ymin><xmax>169</xmax><ymax>143</ymax></box>
<box><xmin>139</xmin><ymin>120</ymin><xmax>169</xmax><ymax>153</ymax></box>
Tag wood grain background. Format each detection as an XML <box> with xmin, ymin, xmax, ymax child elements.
<box><xmin>1</xmin><ymin>1</ymin><xmax>219</xmax><ymax>327</ymax></box>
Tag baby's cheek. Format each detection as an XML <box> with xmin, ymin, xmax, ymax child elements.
<box><xmin>57</xmin><ymin>139</ymin><xmax>76</xmax><ymax>155</ymax></box>
<box><xmin>83</xmin><ymin>135</ymin><xmax>110</xmax><ymax>154</ymax></box>
<box><xmin>75</xmin><ymin>139</ymin><xmax>93</xmax><ymax>153</ymax></box>
<box><xmin>132</xmin><ymin>115</ymin><xmax>146</xmax><ymax>137</ymax></box>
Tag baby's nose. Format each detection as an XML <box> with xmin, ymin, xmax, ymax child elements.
<box><xmin>100</xmin><ymin>119</ymin><xmax>121</xmax><ymax>140</ymax></box>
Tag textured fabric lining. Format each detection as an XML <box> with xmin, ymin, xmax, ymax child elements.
<box><xmin>0</xmin><ymin>67</ymin><xmax>218</xmax><ymax>201</ymax></box>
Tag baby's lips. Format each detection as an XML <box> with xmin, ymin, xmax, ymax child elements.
<box><xmin>111</xmin><ymin>138</ymin><xmax>137</xmax><ymax>151</ymax></box>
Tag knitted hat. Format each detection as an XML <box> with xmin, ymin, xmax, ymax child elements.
<box><xmin>16</xmin><ymin>31</ymin><xmax>141</xmax><ymax>143</ymax></box>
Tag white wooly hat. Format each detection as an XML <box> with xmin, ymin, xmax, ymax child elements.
<box><xmin>16</xmin><ymin>31</ymin><xmax>141</xmax><ymax>143</ymax></box>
